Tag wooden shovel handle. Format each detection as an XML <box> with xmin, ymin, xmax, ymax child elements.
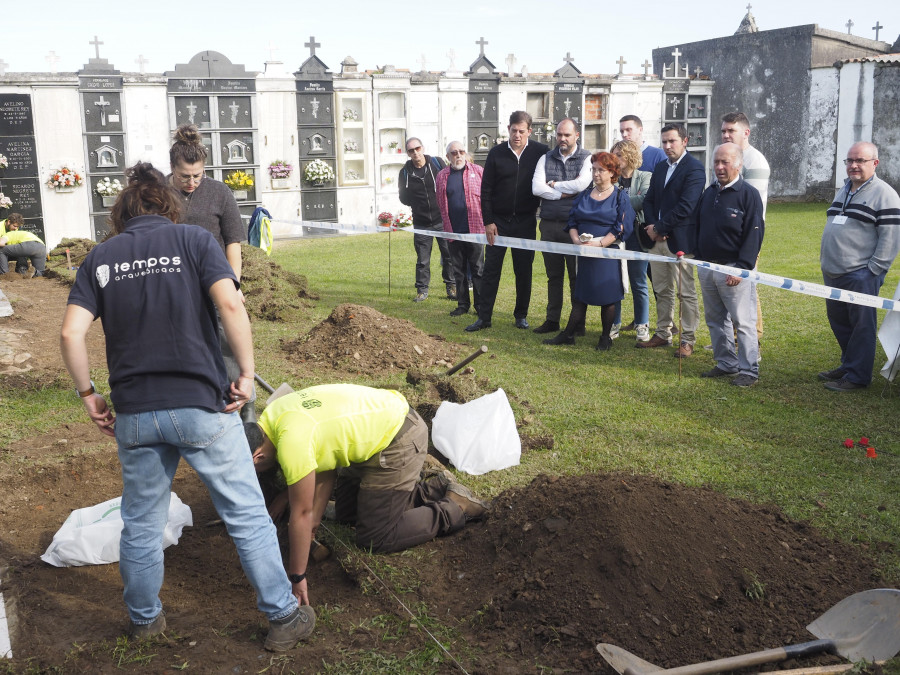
<box><xmin>624</xmin><ymin>640</ymin><xmax>835</xmax><ymax>675</ymax></box>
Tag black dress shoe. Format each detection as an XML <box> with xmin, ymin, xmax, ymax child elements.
<box><xmin>532</xmin><ymin>321</ymin><xmax>560</xmax><ymax>334</ymax></box>
<box><xmin>543</xmin><ymin>332</ymin><xmax>575</xmax><ymax>345</ymax></box>
<box><xmin>465</xmin><ymin>318</ymin><xmax>491</xmax><ymax>332</ymax></box>
<box><xmin>573</xmin><ymin>326</ymin><xmax>586</xmax><ymax>337</ymax></box>
<box><xmin>515</xmin><ymin>318</ymin><xmax>530</xmax><ymax>329</ymax></box>
<box><xmin>449</xmin><ymin>307</ymin><xmax>469</xmax><ymax>316</ymax></box>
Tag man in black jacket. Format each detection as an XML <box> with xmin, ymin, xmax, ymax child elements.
<box><xmin>636</xmin><ymin>123</ymin><xmax>706</xmax><ymax>357</ymax></box>
<box><xmin>399</xmin><ymin>138</ymin><xmax>454</xmax><ymax>302</ymax></box>
<box><xmin>466</xmin><ymin>111</ymin><xmax>549</xmax><ymax>331</ymax></box>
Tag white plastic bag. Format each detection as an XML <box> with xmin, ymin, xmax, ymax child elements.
<box><xmin>431</xmin><ymin>388</ymin><xmax>521</xmax><ymax>475</ymax></box>
<box><xmin>41</xmin><ymin>493</ymin><xmax>193</xmax><ymax>567</ymax></box>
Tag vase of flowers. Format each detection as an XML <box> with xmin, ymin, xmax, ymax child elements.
<box><xmin>47</xmin><ymin>166</ymin><xmax>85</xmax><ymax>192</ymax></box>
<box><xmin>95</xmin><ymin>177</ymin><xmax>124</xmax><ymax>207</ymax></box>
<box><xmin>303</xmin><ymin>159</ymin><xmax>335</xmax><ymax>187</ymax></box>
<box><xmin>0</xmin><ymin>193</ymin><xmax>11</xmax><ymax>210</ymax></box>
<box><xmin>0</xmin><ymin>154</ymin><xmax>8</xmax><ymax>170</ymax></box>
<box><xmin>388</xmin><ymin>141</ymin><xmax>400</xmax><ymax>154</ymax></box>
<box><xmin>393</xmin><ymin>211</ymin><xmax>413</xmax><ymax>227</ymax></box>
<box><xmin>377</xmin><ymin>211</ymin><xmax>393</xmax><ymax>227</ymax></box>
<box><xmin>268</xmin><ymin>160</ymin><xmax>293</xmax><ymax>189</ymax></box>
<box><xmin>224</xmin><ymin>170</ymin><xmax>254</xmax><ymax>200</ymax></box>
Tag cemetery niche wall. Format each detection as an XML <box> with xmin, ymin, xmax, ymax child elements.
<box><xmin>0</xmin><ymin>94</ymin><xmax>43</xmax><ymax>239</ymax></box>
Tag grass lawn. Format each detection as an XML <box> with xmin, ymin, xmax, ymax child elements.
<box><xmin>266</xmin><ymin>202</ymin><xmax>900</xmax><ymax>581</ymax></box>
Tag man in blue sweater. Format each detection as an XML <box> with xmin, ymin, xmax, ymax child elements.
<box><xmin>694</xmin><ymin>143</ymin><xmax>764</xmax><ymax>387</ymax></box>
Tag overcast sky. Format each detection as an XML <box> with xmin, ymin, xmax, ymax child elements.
<box><xmin>3</xmin><ymin>1</ymin><xmax>897</xmax><ymax>77</ymax></box>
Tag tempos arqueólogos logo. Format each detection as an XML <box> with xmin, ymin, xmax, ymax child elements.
<box><xmin>96</xmin><ymin>265</ymin><xmax>110</xmax><ymax>288</ymax></box>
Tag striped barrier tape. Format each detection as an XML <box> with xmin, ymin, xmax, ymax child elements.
<box><xmin>274</xmin><ymin>218</ymin><xmax>898</xmax><ymax>312</ymax></box>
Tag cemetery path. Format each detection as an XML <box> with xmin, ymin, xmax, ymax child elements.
<box><xmin>0</xmin><ymin>274</ymin><xmax>888</xmax><ymax>673</ymax></box>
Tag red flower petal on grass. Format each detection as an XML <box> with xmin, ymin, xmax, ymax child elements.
<box><xmin>843</xmin><ymin>439</ymin><xmax>855</xmax><ymax>448</ymax></box>
<box><xmin>860</xmin><ymin>436</ymin><xmax>870</xmax><ymax>445</ymax></box>
<box><xmin>866</xmin><ymin>447</ymin><xmax>877</xmax><ymax>458</ymax></box>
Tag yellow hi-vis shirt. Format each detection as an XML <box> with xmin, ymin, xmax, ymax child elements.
<box><xmin>258</xmin><ymin>384</ymin><xmax>408</xmax><ymax>485</ymax></box>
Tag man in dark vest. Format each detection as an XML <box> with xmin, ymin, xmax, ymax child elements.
<box><xmin>530</xmin><ymin>118</ymin><xmax>593</xmax><ymax>334</ymax></box>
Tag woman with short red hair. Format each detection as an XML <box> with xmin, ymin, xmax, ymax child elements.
<box><xmin>543</xmin><ymin>151</ymin><xmax>634</xmax><ymax>351</ymax></box>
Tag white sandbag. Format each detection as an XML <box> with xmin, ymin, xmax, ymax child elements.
<box><xmin>431</xmin><ymin>388</ymin><xmax>521</xmax><ymax>475</ymax></box>
<box><xmin>41</xmin><ymin>493</ymin><xmax>193</xmax><ymax>567</ymax></box>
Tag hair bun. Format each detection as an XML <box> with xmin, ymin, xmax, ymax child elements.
<box><xmin>174</xmin><ymin>124</ymin><xmax>203</xmax><ymax>146</ymax></box>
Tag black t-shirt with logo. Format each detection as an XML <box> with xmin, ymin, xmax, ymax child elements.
<box><xmin>67</xmin><ymin>215</ymin><xmax>237</xmax><ymax>414</ymax></box>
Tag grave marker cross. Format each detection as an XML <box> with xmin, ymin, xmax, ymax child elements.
<box><xmin>135</xmin><ymin>54</ymin><xmax>148</xmax><ymax>73</ymax></box>
<box><xmin>642</xmin><ymin>59</ymin><xmax>652</xmax><ymax>77</ymax></box>
<box><xmin>305</xmin><ymin>36</ymin><xmax>321</xmax><ymax>57</ymax></box>
<box><xmin>671</xmin><ymin>47</ymin><xmax>682</xmax><ymax>74</ymax></box>
<box><xmin>694</xmin><ymin>66</ymin><xmax>703</xmax><ymax>78</ymax></box>
<box><xmin>564</xmin><ymin>52</ymin><xmax>574</xmax><ymax>64</ymax></box>
<box><xmin>89</xmin><ymin>35</ymin><xmax>104</xmax><ymax>60</ymax></box>
<box><xmin>872</xmin><ymin>21</ymin><xmax>883</xmax><ymax>40</ymax></box>
<box><xmin>616</xmin><ymin>56</ymin><xmax>626</xmax><ymax>75</ymax></box>
<box><xmin>201</xmin><ymin>52</ymin><xmax>219</xmax><ymax>76</ymax></box>
<box><xmin>476</xmin><ymin>37</ymin><xmax>488</xmax><ymax>57</ymax></box>
<box><xmin>846</xmin><ymin>19</ymin><xmax>854</xmax><ymax>34</ymax></box>
<box><xmin>505</xmin><ymin>53</ymin><xmax>516</xmax><ymax>75</ymax></box>
<box><xmin>46</xmin><ymin>51</ymin><xmax>60</xmax><ymax>73</ymax></box>
<box><xmin>95</xmin><ymin>95</ymin><xmax>110</xmax><ymax>126</ymax></box>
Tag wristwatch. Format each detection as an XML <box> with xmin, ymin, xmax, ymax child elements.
<box><xmin>76</xmin><ymin>380</ymin><xmax>96</xmax><ymax>398</ymax></box>
<box><xmin>288</xmin><ymin>572</ymin><xmax>306</xmax><ymax>584</ymax></box>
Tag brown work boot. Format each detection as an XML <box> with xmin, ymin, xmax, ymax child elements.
<box><xmin>635</xmin><ymin>334</ymin><xmax>671</xmax><ymax>349</ymax></box>
<box><xmin>265</xmin><ymin>605</ymin><xmax>316</xmax><ymax>652</ymax></box>
<box><xmin>130</xmin><ymin>611</ymin><xmax>166</xmax><ymax>639</ymax></box>
<box><xmin>673</xmin><ymin>342</ymin><xmax>694</xmax><ymax>358</ymax></box>
<box><xmin>446</xmin><ymin>483</ymin><xmax>490</xmax><ymax>521</ymax></box>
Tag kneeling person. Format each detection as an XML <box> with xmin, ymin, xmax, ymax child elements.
<box><xmin>247</xmin><ymin>385</ymin><xmax>488</xmax><ymax>600</ymax></box>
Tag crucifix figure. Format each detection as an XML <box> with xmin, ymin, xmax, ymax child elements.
<box><xmin>185</xmin><ymin>101</ymin><xmax>197</xmax><ymax>124</ymax></box>
<box><xmin>95</xmin><ymin>95</ymin><xmax>110</xmax><ymax>126</ymax></box>
<box><xmin>135</xmin><ymin>54</ymin><xmax>148</xmax><ymax>74</ymax></box>
<box><xmin>872</xmin><ymin>21</ymin><xmax>883</xmax><ymax>40</ymax></box>
<box><xmin>305</xmin><ymin>36</ymin><xmax>321</xmax><ymax>57</ymax></box>
<box><xmin>476</xmin><ymin>36</ymin><xmax>488</xmax><ymax>57</ymax></box>
<box><xmin>505</xmin><ymin>53</ymin><xmax>516</xmax><ymax>76</ymax></box>
<box><xmin>564</xmin><ymin>98</ymin><xmax>572</xmax><ymax>117</ymax></box>
<box><xmin>694</xmin><ymin>66</ymin><xmax>703</xmax><ymax>79</ymax></box>
<box><xmin>311</xmin><ymin>97</ymin><xmax>319</xmax><ymax>119</ymax></box>
<box><xmin>46</xmin><ymin>51</ymin><xmax>60</xmax><ymax>73</ymax></box>
<box><xmin>229</xmin><ymin>101</ymin><xmax>240</xmax><ymax>124</ymax></box>
<box><xmin>616</xmin><ymin>56</ymin><xmax>627</xmax><ymax>75</ymax></box>
<box><xmin>671</xmin><ymin>47</ymin><xmax>682</xmax><ymax>75</ymax></box>
<box><xmin>479</xmin><ymin>97</ymin><xmax>488</xmax><ymax>119</ymax></box>
<box><xmin>667</xmin><ymin>96</ymin><xmax>682</xmax><ymax>118</ymax></box>
<box><xmin>642</xmin><ymin>59</ymin><xmax>652</xmax><ymax>78</ymax></box>
<box><xmin>89</xmin><ymin>35</ymin><xmax>104</xmax><ymax>60</ymax></box>
<box><xmin>846</xmin><ymin>19</ymin><xmax>854</xmax><ymax>34</ymax></box>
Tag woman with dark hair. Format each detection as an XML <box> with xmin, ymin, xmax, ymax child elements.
<box><xmin>60</xmin><ymin>162</ymin><xmax>314</xmax><ymax>651</ymax></box>
<box><xmin>543</xmin><ymin>151</ymin><xmax>634</xmax><ymax>350</ymax></box>
<box><xmin>169</xmin><ymin>124</ymin><xmax>256</xmax><ymax>421</ymax></box>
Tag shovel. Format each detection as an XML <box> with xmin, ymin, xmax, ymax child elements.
<box><xmin>598</xmin><ymin>588</ymin><xmax>900</xmax><ymax>675</ymax></box>
<box><xmin>254</xmin><ymin>373</ymin><xmax>294</xmax><ymax>406</ymax></box>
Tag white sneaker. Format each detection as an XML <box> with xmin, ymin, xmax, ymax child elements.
<box><xmin>609</xmin><ymin>323</ymin><xmax>621</xmax><ymax>340</ymax></box>
<box><xmin>635</xmin><ymin>324</ymin><xmax>650</xmax><ymax>342</ymax></box>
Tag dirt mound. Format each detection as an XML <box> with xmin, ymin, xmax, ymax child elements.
<box><xmin>44</xmin><ymin>238</ymin><xmax>98</xmax><ymax>284</ymax></box>
<box><xmin>240</xmin><ymin>244</ymin><xmax>316</xmax><ymax>322</ymax></box>
<box><xmin>283</xmin><ymin>303</ymin><xmax>463</xmax><ymax>375</ymax></box>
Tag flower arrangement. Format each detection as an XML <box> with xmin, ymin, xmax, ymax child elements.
<box><xmin>0</xmin><ymin>193</ymin><xmax>11</xmax><ymax>210</ymax></box>
<box><xmin>342</xmin><ymin>108</ymin><xmax>359</xmax><ymax>122</ymax></box>
<box><xmin>303</xmin><ymin>159</ymin><xmax>335</xmax><ymax>185</ymax></box>
<box><xmin>0</xmin><ymin>154</ymin><xmax>8</xmax><ymax>169</ymax></box>
<box><xmin>46</xmin><ymin>166</ymin><xmax>85</xmax><ymax>189</ymax></box>
<box><xmin>377</xmin><ymin>211</ymin><xmax>393</xmax><ymax>225</ymax></box>
<box><xmin>388</xmin><ymin>141</ymin><xmax>400</xmax><ymax>151</ymax></box>
<box><xmin>343</xmin><ymin>139</ymin><xmax>359</xmax><ymax>153</ymax></box>
<box><xmin>268</xmin><ymin>160</ymin><xmax>293</xmax><ymax>179</ymax></box>
<box><xmin>393</xmin><ymin>211</ymin><xmax>412</xmax><ymax>227</ymax></box>
<box><xmin>224</xmin><ymin>170</ymin><xmax>254</xmax><ymax>191</ymax></box>
<box><xmin>95</xmin><ymin>177</ymin><xmax>124</xmax><ymax>197</ymax></box>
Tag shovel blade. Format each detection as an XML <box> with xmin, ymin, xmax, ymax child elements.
<box><xmin>806</xmin><ymin>588</ymin><xmax>900</xmax><ymax>662</ymax></box>
<box><xmin>597</xmin><ymin>643</ymin><xmax>662</xmax><ymax>675</ymax></box>
<box><xmin>266</xmin><ymin>382</ymin><xmax>294</xmax><ymax>405</ymax></box>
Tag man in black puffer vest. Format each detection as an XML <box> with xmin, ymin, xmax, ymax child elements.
<box><xmin>466</xmin><ymin>111</ymin><xmax>549</xmax><ymax>332</ymax></box>
<box><xmin>531</xmin><ymin>118</ymin><xmax>592</xmax><ymax>334</ymax></box>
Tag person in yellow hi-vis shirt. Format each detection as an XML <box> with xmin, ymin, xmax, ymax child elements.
<box><xmin>0</xmin><ymin>213</ymin><xmax>46</xmax><ymax>277</ymax></box>
<box><xmin>246</xmin><ymin>383</ymin><xmax>489</xmax><ymax>607</ymax></box>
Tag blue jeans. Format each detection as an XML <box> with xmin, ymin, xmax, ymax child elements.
<box><xmin>613</xmin><ymin>258</ymin><xmax>650</xmax><ymax>325</ymax></box>
<box><xmin>115</xmin><ymin>407</ymin><xmax>296</xmax><ymax>625</ymax></box>
<box><xmin>824</xmin><ymin>267</ymin><xmax>885</xmax><ymax>385</ymax></box>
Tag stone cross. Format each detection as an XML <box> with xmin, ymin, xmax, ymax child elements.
<box><xmin>305</xmin><ymin>36</ymin><xmax>321</xmax><ymax>57</ymax></box>
<box><xmin>201</xmin><ymin>52</ymin><xmax>219</xmax><ymax>76</ymax></box>
<box><xmin>0</xmin><ymin>59</ymin><xmax>7</xmax><ymax>76</ymax></box>
<box><xmin>135</xmin><ymin>54</ymin><xmax>148</xmax><ymax>73</ymax></box>
<box><xmin>667</xmin><ymin>96</ymin><xmax>681</xmax><ymax>117</ymax></box>
<box><xmin>95</xmin><ymin>95</ymin><xmax>110</xmax><ymax>126</ymax></box>
<box><xmin>671</xmin><ymin>47</ymin><xmax>682</xmax><ymax>74</ymax></box>
<box><xmin>642</xmin><ymin>59</ymin><xmax>652</xmax><ymax>78</ymax></box>
<box><xmin>846</xmin><ymin>19</ymin><xmax>853</xmax><ymax>34</ymax></box>
<box><xmin>479</xmin><ymin>97</ymin><xmax>488</xmax><ymax>119</ymax></box>
<box><xmin>310</xmin><ymin>97</ymin><xmax>319</xmax><ymax>119</ymax></box>
<box><xmin>447</xmin><ymin>49</ymin><xmax>456</xmax><ymax>70</ymax></box>
<box><xmin>873</xmin><ymin>21</ymin><xmax>883</xmax><ymax>40</ymax></box>
<box><xmin>89</xmin><ymin>35</ymin><xmax>104</xmax><ymax>60</ymax></box>
<box><xmin>564</xmin><ymin>52</ymin><xmax>574</xmax><ymax>64</ymax></box>
<box><xmin>746</xmin><ymin>2</ymin><xmax>751</xmax><ymax>11</ymax></box>
<box><xmin>521</xmin><ymin>65</ymin><xmax>528</xmax><ymax>77</ymax></box>
<box><xmin>186</xmin><ymin>101</ymin><xmax>197</xmax><ymax>124</ymax></box>
<box><xmin>418</xmin><ymin>54</ymin><xmax>428</xmax><ymax>72</ymax></box>
<box><xmin>505</xmin><ymin>53</ymin><xmax>516</xmax><ymax>76</ymax></box>
<box><xmin>563</xmin><ymin>98</ymin><xmax>572</xmax><ymax>117</ymax></box>
<box><xmin>694</xmin><ymin>66</ymin><xmax>703</xmax><ymax>78</ymax></box>
<box><xmin>616</xmin><ymin>56</ymin><xmax>627</xmax><ymax>75</ymax></box>
<box><xmin>476</xmin><ymin>36</ymin><xmax>488</xmax><ymax>57</ymax></box>
<box><xmin>45</xmin><ymin>51</ymin><xmax>60</xmax><ymax>73</ymax></box>
<box><xmin>229</xmin><ymin>100</ymin><xmax>240</xmax><ymax>124</ymax></box>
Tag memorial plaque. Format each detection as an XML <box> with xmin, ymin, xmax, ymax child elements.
<box><xmin>1</xmin><ymin>178</ymin><xmax>42</xmax><ymax>219</ymax></box>
<box><xmin>83</xmin><ymin>92</ymin><xmax>123</xmax><ymax>133</ymax></box>
<box><xmin>168</xmin><ymin>79</ymin><xmax>212</xmax><ymax>94</ymax></box>
<box><xmin>553</xmin><ymin>92</ymin><xmax>583</xmax><ymax>125</ymax></box>
<box><xmin>220</xmin><ymin>132</ymin><xmax>254</xmax><ymax>164</ymax></box>
<box><xmin>87</xmin><ymin>135</ymin><xmax>126</xmax><ymax>172</ymax></box>
<box><xmin>469</xmin><ymin>79</ymin><xmax>498</xmax><ymax>93</ymax></box>
<box><xmin>218</xmin><ymin>96</ymin><xmax>252</xmax><ymax>129</ymax></box>
<box><xmin>297</xmin><ymin>93</ymin><xmax>333</xmax><ymax>125</ymax></box>
<box><xmin>296</xmin><ymin>80</ymin><xmax>333</xmax><ymax>94</ymax></box>
<box><xmin>213</xmin><ymin>79</ymin><xmax>255</xmax><ymax>93</ymax></box>
<box><xmin>302</xmin><ymin>189</ymin><xmax>337</xmax><ymax>221</ymax></box>
<box><xmin>664</xmin><ymin>94</ymin><xmax>687</xmax><ymax>121</ymax></box>
<box><xmin>79</xmin><ymin>75</ymin><xmax>124</xmax><ymax>90</ymax></box>
<box><xmin>467</xmin><ymin>93</ymin><xmax>498</xmax><ymax>124</ymax></box>
<box><xmin>92</xmin><ymin>214</ymin><xmax>111</xmax><ymax>242</ymax></box>
<box><xmin>0</xmin><ymin>95</ymin><xmax>34</xmax><ymax>136</ymax></box>
<box><xmin>14</xmin><ymin>218</ymin><xmax>44</xmax><ymax>241</ymax></box>
<box><xmin>0</xmin><ymin>137</ymin><xmax>38</xmax><ymax>178</ymax></box>
<box><xmin>174</xmin><ymin>97</ymin><xmax>211</xmax><ymax>128</ymax></box>
<box><xmin>299</xmin><ymin>127</ymin><xmax>335</xmax><ymax>158</ymax></box>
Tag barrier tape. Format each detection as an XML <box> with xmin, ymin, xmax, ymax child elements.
<box><xmin>274</xmin><ymin>218</ymin><xmax>898</xmax><ymax>312</ymax></box>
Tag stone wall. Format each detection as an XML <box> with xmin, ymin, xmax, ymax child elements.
<box><xmin>871</xmin><ymin>66</ymin><xmax>900</xmax><ymax>190</ymax></box>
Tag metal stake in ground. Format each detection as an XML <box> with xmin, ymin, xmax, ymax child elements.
<box><xmin>676</xmin><ymin>251</ymin><xmax>684</xmax><ymax>381</ymax></box>
<box><xmin>446</xmin><ymin>345</ymin><xmax>488</xmax><ymax>376</ymax></box>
